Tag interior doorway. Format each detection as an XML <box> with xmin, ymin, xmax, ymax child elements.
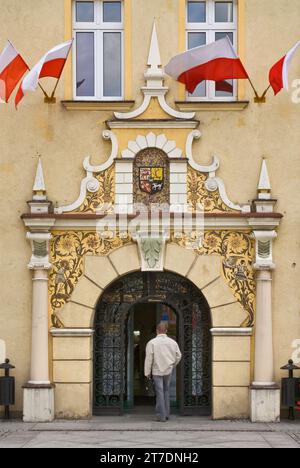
<box><xmin>126</xmin><ymin>302</ymin><xmax>178</xmax><ymax>410</ymax></box>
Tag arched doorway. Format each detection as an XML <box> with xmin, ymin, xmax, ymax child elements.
<box><xmin>93</xmin><ymin>271</ymin><xmax>212</xmax><ymax>416</ymax></box>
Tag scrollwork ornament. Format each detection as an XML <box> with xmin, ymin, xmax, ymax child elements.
<box><xmin>188</xmin><ymin>168</ymin><xmax>238</xmax><ymax>213</ymax></box>
<box><xmin>205</xmin><ymin>177</ymin><xmax>219</xmax><ymax>193</ymax></box>
<box><xmin>86</xmin><ymin>178</ymin><xmax>100</xmax><ymax>193</ymax></box>
<box><xmin>77</xmin><ymin>166</ymin><xmax>115</xmax><ymax>213</ymax></box>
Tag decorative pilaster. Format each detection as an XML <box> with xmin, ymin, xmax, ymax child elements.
<box><xmin>27</xmin><ymin>256</ymin><xmax>52</xmax><ymax>385</ymax></box>
<box><xmin>23</xmin><ymin>236</ymin><xmax>55</xmax><ymax>422</ymax></box>
<box><xmin>23</xmin><ymin>159</ymin><xmax>55</xmax><ymax>422</ymax></box>
<box><xmin>253</xmin><ymin>263</ymin><xmax>275</xmax><ymax>386</ymax></box>
<box><xmin>250</xmin><ymin>162</ymin><xmax>280</xmax><ymax>422</ymax></box>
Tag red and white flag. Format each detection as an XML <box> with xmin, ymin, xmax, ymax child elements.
<box><xmin>0</xmin><ymin>41</ymin><xmax>29</xmax><ymax>103</ymax></box>
<box><xmin>15</xmin><ymin>40</ymin><xmax>73</xmax><ymax>107</ymax></box>
<box><xmin>269</xmin><ymin>40</ymin><xmax>300</xmax><ymax>95</ymax></box>
<box><xmin>165</xmin><ymin>36</ymin><xmax>249</xmax><ymax>94</ymax></box>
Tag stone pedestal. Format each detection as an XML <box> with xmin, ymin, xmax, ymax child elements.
<box><xmin>250</xmin><ymin>385</ymin><xmax>281</xmax><ymax>423</ymax></box>
<box><xmin>23</xmin><ymin>385</ymin><xmax>55</xmax><ymax>423</ymax></box>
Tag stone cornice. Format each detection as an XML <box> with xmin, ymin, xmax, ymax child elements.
<box><xmin>61</xmin><ymin>100</ymin><xmax>135</xmax><ymax>111</ymax></box>
<box><xmin>21</xmin><ymin>212</ymin><xmax>283</xmax><ymax>231</ymax></box>
<box><xmin>106</xmin><ymin>119</ymin><xmax>200</xmax><ymax>129</ymax></box>
<box><xmin>175</xmin><ymin>101</ymin><xmax>250</xmax><ymax>112</ymax></box>
<box><xmin>21</xmin><ymin>212</ymin><xmax>284</xmax><ymax>220</ymax></box>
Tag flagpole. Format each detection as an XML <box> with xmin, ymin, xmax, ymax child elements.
<box><xmin>51</xmin><ymin>79</ymin><xmax>60</xmax><ymax>99</ymax></box>
<box><xmin>247</xmin><ymin>77</ymin><xmax>269</xmax><ymax>103</ymax></box>
<box><xmin>38</xmin><ymin>83</ymin><xmax>50</xmax><ymax>99</ymax></box>
<box><xmin>225</xmin><ymin>36</ymin><xmax>265</xmax><ymax>103</ymax></box>
<box><xmin>7</xmin><ymin>39</ymin><xmax>50</xmax><ymax>100</ymax></box>
<box><xmin>247</xmin><ymin>76</ymin><xmax>260</xmax><ymax>99</ymax></box>
<box><xmin>261</xmin><ymin>84</ymin><xmax>271</xmax><ymax>99</ymax></box>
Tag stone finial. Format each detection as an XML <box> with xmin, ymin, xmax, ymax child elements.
<box><xmin>253</xmin><ymin>158</ymin><xmax>276</xmax><ymax>213</ymax></box>
<box><xmin>28</xmin><ymin>157</ymin><xmax>52</xmax><ymax>214</ymax></box>
<box><xmin>114</xmin><ymin>20</ymin><xmax>195</xmax><ymax>119</ymax></box>
<box><xmin>144</xmin><ymin>20</ymin><xmax>165</xmax><ymax>88</ymax></box>
<box><xmin>147</xmin><ymin>21</ymin><xmax>162</xmax><ymax>71</ymax></box>
<box><xmin>33</xmin><ymin>158</ymin><xmax>46</xmax><ymax>201</ymax></box>
<box><xmin>258</xmin><ymin>158</ymin><xmax>271</xmax><ymax>200</ymax></box>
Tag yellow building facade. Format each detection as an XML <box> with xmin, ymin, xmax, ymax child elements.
<box><xmin>0</xmin><ymin>0</ymin><xmax>299</xmax><ymax>422</ymax></box>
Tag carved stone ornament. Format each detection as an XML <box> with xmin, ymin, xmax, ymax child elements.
<box><xmin>135</xmin><ymin>234</ymin><xmax>168</xmax><ymax>272</ymax></box>
<box><xmin>141</xmin><ymin>238</ymin><xmax>163</xmax><ymax>270</ymax></box>
<box><xmin>27</xmin><ymin>233</ymin><xmax>52</xmax><ymax>270</ymax></box>
<box><xmin>253</xmin><ymin>230</ymin><xmax>277</xmax><ymax>270</ymax></box>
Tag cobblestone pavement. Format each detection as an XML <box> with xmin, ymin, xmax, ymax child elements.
<box><xmin>0</xmin><ymin>416</ymin><xmax>299</xmax><ymax>448</ymax></box>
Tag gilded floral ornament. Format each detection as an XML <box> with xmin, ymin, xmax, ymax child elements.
<box><xmin>172</xmin><ymin>230</ymin><xmax>255</xmax><ymax>326</ymax></box>
<box><xmin>49</xmin><ymin>231</ymin><xmax>131</xmax><ymax>321</ymax></box>
<box><xmin>77</xmin><ymin>166</ymin><xmax>114</xmax><ymax>213</ymax></box>
<box><xmin>187</xmin><ymin>168</ymin><xmax>238</xmax><ymax>213</ymax></box>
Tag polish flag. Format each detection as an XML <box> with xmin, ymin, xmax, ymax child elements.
<box><xmin>165</xmin><ymin>36</ymin><xmax>249</xmax><ymax>94</ymax></box>
<box><xmin>0</xmin><ymin>41</ymin><xmax>29</xmax><ymax>102</ymax></box>
<box><xmin>269</xmin><ymin>41</ymin><xmax>300</xmax><ymax>95</ymax></box>
<box><xmin>15</xmin><ymin>40</ymin><xmax>73</xmax><ymax>107</ymax></box>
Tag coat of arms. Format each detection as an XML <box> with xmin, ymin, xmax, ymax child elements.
<box><xmin>139</xmin><ymin>167</ymin><xmax>164</xmax><ymax>195</ymax></box>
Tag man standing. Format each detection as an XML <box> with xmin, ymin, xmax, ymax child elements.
<box><xmin>144</xmin><ymin>322</ymin><xmax>182</xmax><ymax>422</ymax></box>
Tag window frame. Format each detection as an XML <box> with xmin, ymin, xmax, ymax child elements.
<box><xmin>73</xmin><ymin>0</ymin><xmax>124</xmax><ymax>101</ymax></box>
<box><xmin>186</xmin><ymin>0</ymin><xmax>238</xmax><ymax>102</ymax></box>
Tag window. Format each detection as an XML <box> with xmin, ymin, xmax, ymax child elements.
<box><xmin>73</xmin><ymin>0</ymin><xmax>123</xmax><ymax>100</ymax></box>
<box><xmin>186</xmin><ymin>0</ymin><xmax>237</xmax><ymax>101</ymax></box>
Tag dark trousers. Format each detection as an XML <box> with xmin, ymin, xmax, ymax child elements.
<box><xmin>153</xmin><ymin>374</ymin><xmax>172</xmax><ymax>421</ymax></box>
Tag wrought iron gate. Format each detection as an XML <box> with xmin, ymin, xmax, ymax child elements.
<box><xmin>93</xmin><ymin>271</ymin><xmax>212</xmax><ymax>415</ymax></box>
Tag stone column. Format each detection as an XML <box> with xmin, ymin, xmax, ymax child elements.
<box><xmin>23</xmin><ymin>233</ymin><xmax>54</xmax><ymax>422</ymax></box>
<box><xmin>29</xmin><ymin>269</ymin><xmax>51</xmax><ymax>384</ymax></box>
<box><xmin>253</xmin><ymin>269</ymin><xmax>275</xmax><ymax>385</ymax></box>
<box><xmin>250</xmin><ymin>231</ymin><xmax>280</xmax><ymax>423</ymax></box>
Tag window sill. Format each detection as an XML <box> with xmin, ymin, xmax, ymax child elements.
<box><xmin>61</xmin><ymin>100</ymin><xmax>135</xmax><ymax>111</ymax></box>
<box><xmin>175</xmin><ymin>101</ymin><xmax>250</xmax><ymax>111</ymax></box>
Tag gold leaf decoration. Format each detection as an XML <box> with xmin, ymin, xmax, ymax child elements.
<box><xmin>49</xmin><ymin>231</ymin><xmax>255</xmax><ymax>327</ymax></box>
<box><xmin>49</xmin><ymin>231</ymin><xmax>131</xmax><ymax>314</ymax></box>
<box><xmin>171</xmin><ymin>231</ymin><xmax>255</xmax><ymax>327</ymax></box>
<box><xmin>187</xmin><ymin>168</ymin><xmax>238</xmax><ymax>213</ymax></box>
<box><xmin>77</xmin><ymin>166</ymin><xmax>115</xmax><ymax>213</ymax></box>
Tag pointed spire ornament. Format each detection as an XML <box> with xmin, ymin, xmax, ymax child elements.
<box><xmin>253</xmin><ymin>158</ymin><xmax>276</xmax><ymax>213</ymax></box>
<box><xmin>258</xmin><ymin>158</ymin><xmax>271</xmax><ymax>200</ymax></box>
<box><xmin>33</xmin><ymin>157</ymin><xmax>46</xmax><ymax>201</ymax></box>
<box><xmin>144</xmin><ymin>20</ymin><xmax>165</xmax><ymax>87</ymax></box>
<box><xmin>28</xmin><ymin>157</ymin><xmax>52</xmax><ymax>214</ymax></box>
<box><xmin>114</xmin><ymin>19</ymin><xmax>195</xmax><ymax>120</ymax></box>
<box><xmin>147</xmin><ymin>21</ymin><xmax>162</xmax><ymax>71</ymax></box>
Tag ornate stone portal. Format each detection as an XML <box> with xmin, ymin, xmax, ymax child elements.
<box><xmin>22</xmin><ymin>23</ymin><xmax>282</xmax><ymax>422</ymax></box>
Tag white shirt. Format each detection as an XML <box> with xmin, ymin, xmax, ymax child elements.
<box><xmin>144</xmin><ymin>334</ymin><xmax>182</xmax><ymax>377</ymax></box>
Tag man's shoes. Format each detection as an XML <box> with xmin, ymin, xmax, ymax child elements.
<box><xmin>155</xmin><ymin>417</ymin><xmax>167</xmax><ymax>422</ymax></box>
